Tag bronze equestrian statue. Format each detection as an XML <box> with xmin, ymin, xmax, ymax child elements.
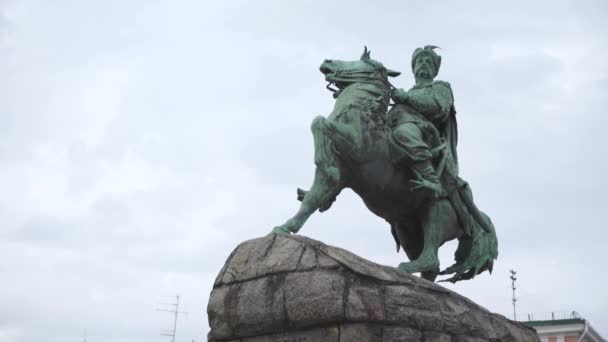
<box><xmin>272</xmin><ymin>46</ymin><xmax>497</xmax><ymax>283</ymax></box>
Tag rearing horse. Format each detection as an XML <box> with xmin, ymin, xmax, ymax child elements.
<box><xmin>272</xmin><ymin>48</ymin><xmax>497</xmax><ymax>282</ymax></box>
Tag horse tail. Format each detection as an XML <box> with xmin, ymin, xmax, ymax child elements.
<box><xmin>439</xmin><ymin>211</ymin><xmax>498</xmax><ymax>283</ymax></box>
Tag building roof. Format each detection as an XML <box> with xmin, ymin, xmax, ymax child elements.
<box><xmin>525</xmin><ymin>318</ymin><xmax>585</xmax><ymax>327</ymax></box>
<box><xmin>523</xmin><ymin>316</ymin><xmax>606</xmax><ymax>342</ymax></box>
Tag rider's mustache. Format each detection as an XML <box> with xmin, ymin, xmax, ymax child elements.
<box><xmin>415</xmin><ymin>64</ymin><xmax>433</xmax><ymax>76</ymax></box>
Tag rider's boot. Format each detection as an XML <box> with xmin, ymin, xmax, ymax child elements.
<box><xmin>410</xmin><ymin>159</ymin><xmax>443</xmax><ymax>198</ymax></box>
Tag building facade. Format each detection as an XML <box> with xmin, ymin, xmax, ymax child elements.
<box><xmin>524</xmin><ymin>312</ymin><xmax>605</xmax><ymax>342</ymax></box>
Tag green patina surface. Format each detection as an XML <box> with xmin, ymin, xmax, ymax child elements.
<box><xmin>272</xmin><ymin>46</ymin><xmax>498</xmax><ymax>283</ymax></box>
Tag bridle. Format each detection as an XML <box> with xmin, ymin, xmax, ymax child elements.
<box><xmin>325</xmin><ymin>63</ymin><xmax>394</xmax><ymax>99</ymax></box>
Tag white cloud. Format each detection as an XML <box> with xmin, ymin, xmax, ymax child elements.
<box><xmin>0</xmin><ymin>0</ymin><xmax>607</xmax><ymax>341</ymax></box>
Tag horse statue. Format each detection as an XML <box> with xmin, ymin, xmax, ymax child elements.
<box><xmin>272</xmin><ymin>47</ymin><xmax>497</xmax><ymax>283</ymax></box>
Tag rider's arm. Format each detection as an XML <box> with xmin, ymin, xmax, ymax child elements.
<box><xmin>408</xmin><ymin>83</ymin><xmax>453</xmax><ymax>124</ymax></box>
<box><xmin>392</xmin><ymin>88</ymin><xmax>408</xmax><ymax>104</ymax></box>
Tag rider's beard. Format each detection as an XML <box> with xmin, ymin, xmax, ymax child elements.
<box><xmin>414</xmin><ymin>64</ymin><xmax>434</xmax><ymax>84</ymax></box>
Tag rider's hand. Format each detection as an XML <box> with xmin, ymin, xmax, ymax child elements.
<box><xmin>392</xmin><ymin>88</ymin><xmax>409</xmax><ymax>104</ymax></box>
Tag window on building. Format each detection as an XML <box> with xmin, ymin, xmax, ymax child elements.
<box><xmin>548</xmin><ymin>337</ymin><xmax>557</xmax><ymax>342</ymax></box>
<box><xmin>565</xmin><ymin>336</ymin><xmax>579</xmax><ymax>342</ymax></box>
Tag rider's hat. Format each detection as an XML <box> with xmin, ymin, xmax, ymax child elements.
<box><xmin>411</xmin><ymin>45</ymin><xmax>441</xmax><ymax>78</ymax></box>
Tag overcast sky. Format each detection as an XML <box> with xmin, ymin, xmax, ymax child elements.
<box><xmin>1</xmin><ymin>0</ymin><xmax>607</xmax><ymax>341</ymax></box>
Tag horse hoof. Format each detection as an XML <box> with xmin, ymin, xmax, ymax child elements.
<box><xmin>398</xmin><ymin>259</ymin><xmax>440</xmax><ymax>274</ymax></box>
<box><xmin>272</xmin><ymin>226</ymin><xmax>292</xmax><ymax>235</ymax></box>
<box><xmin>398</xmin><ymin>262</ymin><xmax>416</xmax><ymax>273</ymax></box>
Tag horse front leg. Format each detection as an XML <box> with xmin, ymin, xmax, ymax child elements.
<box><xmin>272</xmin><ymin>166</ymin><xmax>343</xmax><ymax>235</ymax></box>
<box><xmin>272</xmin><ymin>116</ymin><xmax>345</xmax><ymax>235</ymax></box>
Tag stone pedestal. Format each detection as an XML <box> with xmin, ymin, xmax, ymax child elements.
<box><xmin>207</xmin><ymin>234</ymin><xmax>538</xmax><ymax>342</ymax></box>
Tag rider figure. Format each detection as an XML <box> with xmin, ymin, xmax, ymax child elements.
<box><xmin>390</xmin><ymin>45</ymin><xmax>493</xmax><ymax>236</ymax></box>
<box><xmin>389</xmin><ymin>46</ymin><xmax>458</xmax><ymax>198</ymax></box>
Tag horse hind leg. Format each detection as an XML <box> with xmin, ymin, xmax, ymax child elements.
<box><xmin>394</xmin><ymin>221</ymin><xmax>439</xmax><ymax>282</ymax></box>
<box><xmin>398</xmin><ymin>199</ymin><xmax>458</xmax><ymax>277</ymax></box>
<box><xmin>272</xmin><ymin>116</ymin><xmax>344</xmax><ymax>235</ymax></box>
<box><xmin>420</xmin><ymin>269</ymin><xmax>440</xmax><ymax>282</ymax></box>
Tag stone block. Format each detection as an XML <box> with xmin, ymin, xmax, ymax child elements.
<box><xmin>440</xmin><ymin>294</ymin><xmax>492</xmax><ymax>339</ymax></box>
<box><xmin>208</xmin><ymin>275</ymin><xmax>285</xmax><ymax>339</ymax></box>
<box><xmin>383</xmin><ymin>285</ymin><xmax>443</xmax><ymax>330</ymax></box>
<box><xmin>317</xmin><ymin>252</ymin><xmax>340</xmax><ymax>269</ymax></box>
<box><xmin>346</xmin><ymin>279</ymin><xmax>384</xmax><ymax>321</ymax></box>
<box><xmin>452</xmin><ymin>335</ymin><xmax>488</xmax><ymax>342</ymax></box>
<box><xmin>340</xmin><ymin>323</ymin><xmax>382</xmax><ymax>342</ymax></box>
<box><xmin>284</xmin><ymin>270</ymin><xmax>345</xmax><ymax>327</ymax></box>
<box><xmin>220</xmin><ymin>235</ymin><xmax>277</xmax><ymax>284</ymax></box>
<box><xmin>241</xmin><ymin>325</ymin><xmax>340</xmax><ymax>342</ymax></box>
<box><xmin>382</xmin><ymin>326</ymin><xmax>423</xmax><ymax>342</ymax></box>
<box><xmin>423</xmin><ymin>331</ymin><xmax>452</xmax><ymax>342</ymax></box>
<box><xmin>259</xmin><ymin>235</ymin><xmax>305</xmax><ymax>275</ymax></box>
<box><xmin>297</xmin><ymin>246</ymin><xmax>317</xmax><ymax>271</ymax></box>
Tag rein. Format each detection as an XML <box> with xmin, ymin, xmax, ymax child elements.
<box><xmin>326</xmin><ymin>69</ymin><xmax>393</xmax><ymax>99</ymax></box>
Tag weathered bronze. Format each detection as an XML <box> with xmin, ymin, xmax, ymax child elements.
<box><xmin>272</xmin><ymin>47</ymin><xmax>497</xmax><ymax>283</ymax></box>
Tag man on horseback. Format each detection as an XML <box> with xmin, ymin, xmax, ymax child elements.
<box><xmin>389</xmin><ymin>46</ymin><xmax>456</xmax><ymax>197</ymax></box>
<box><xmin>389</xmin><ymin>46</ymin><xmax>492</xmax><ymax>236</ymax></box>
<box><xmin>273</xmin><ymin>47</ymin><xmax>497</xmax><ymax>282</ymax></box>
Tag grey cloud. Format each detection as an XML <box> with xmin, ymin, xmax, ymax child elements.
<box><xmin>0</xmin><ymin>0</ymin><xmax>607</xmax><ymax>341</ymax></box>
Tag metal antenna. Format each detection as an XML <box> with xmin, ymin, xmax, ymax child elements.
<box><xmin>157</xmin><ymin>295</ymin><xmax>188</xmax><ymax>342</ymax></box>
<box><xmin>509</xmin><ymin>269</ymin><xmax>517</xmax><ymax>321</ymax></box>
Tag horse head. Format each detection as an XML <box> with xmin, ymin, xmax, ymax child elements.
<box><xmin>320</xmin><ymin>46</ymin><xmax>400</xmax><ymax>94</ymax></box>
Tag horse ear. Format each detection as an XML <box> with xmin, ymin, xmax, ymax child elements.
<box><xmin>361</xmin><ymin>46</ymin><xmax>371</xmax><ymax>61</ymax></box>
<box><xmin>387</xmin><ymin>68</ymin><xmax>401</xmax><ymax>77</ymax></box>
